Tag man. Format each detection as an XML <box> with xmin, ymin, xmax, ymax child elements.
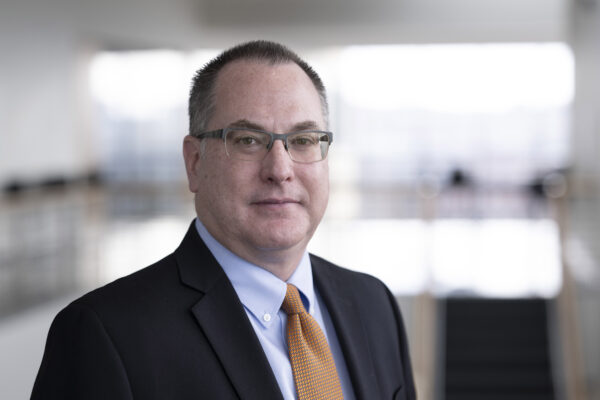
<box><xmin>32</xmin><ymin>40</ymin><xmax>416</xmax><ymax>400</ymax></box>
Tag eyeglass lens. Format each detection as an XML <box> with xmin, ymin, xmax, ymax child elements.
<box><xmin>224</xmin><ymin>129</ymin><xmax>329</xmax><ymax>163</ymax></box>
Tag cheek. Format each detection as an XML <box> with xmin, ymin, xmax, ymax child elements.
<box><xmin>318</xmin><ymin>167</ymin><xmax>330</xmax><ymax>207</ymax></box>
<box><xmin>317</xmin><ymin>182</ymin><xmax>330</xmax><ymax>212</ymax></box>
<box><xmin>208</xmin><ymin>163</ymin><xmax>256</xmax><ymax>204</ymax></box>
<box><xmin>304</xmin><ymin>166</ymin><xmax>330</xmax><ymax>209</ymax></box>
<box><xmin>196</xmin><ymin>160</ymin><xmax>227</xmax><ymax>204</ymax></box>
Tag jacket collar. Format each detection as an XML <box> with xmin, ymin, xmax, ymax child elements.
<box><xmin>174</xmin><ymin>222</ymin><xmax>381</xmax><ymax>400</ymax></box>
<box><xmin>311</xmin><ymin>254</ymin><xmax>382</xmax><ymax>400</ymax></box>
<box><xmin>174</xmin><ymin>222</ymin><xmax>284</xmax><ymax>400</ymax></box>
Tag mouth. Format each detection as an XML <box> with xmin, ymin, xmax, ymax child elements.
<box><xmin>252</xmin><ymin>198</ymin><xmax>300</xmax><ymax>206</ymax></box>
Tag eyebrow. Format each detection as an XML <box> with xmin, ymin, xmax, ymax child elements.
<box><xmin>291</xmin><ymin>120</ymin><xmax>320</xmax><ymax>131</ymax></box>
<box><xmin>228</xmin><ymin>119</ymin><xmax>264</xmax><ymax>130</ymax></box>
<box><xmin>228</xmin><ymin>119</ymin><xmax>322</xmax><ymax>132</ymax></box>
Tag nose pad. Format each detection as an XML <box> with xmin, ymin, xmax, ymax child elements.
<box><xmin>267</xmin><ymin>138</ymin><xmax>288</xmax><ymax>152</ymax></box>
<box><xmin>267</xmin><ymin>139</ymin><xmax>290</xmax><ymax>160</ymax></box>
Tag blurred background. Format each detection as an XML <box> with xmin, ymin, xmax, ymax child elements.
<box><xmin>0</xmin><ymin>0</ymin><xmax>599</xmax><ymax>398</ymax></box>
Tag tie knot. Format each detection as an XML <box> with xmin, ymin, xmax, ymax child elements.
<box><xmin>281</xmin><ymin>284</ymin><xmax>306</xmax><ymax>315</ymax></box>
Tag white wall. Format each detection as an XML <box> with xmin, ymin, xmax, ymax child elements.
<box><xmin>0</xmin><ymin>0</ymin><xmax>204</xmax><ymax>186</ymax></box>
<box><xmin>0</xmin><ymin>0</ymin><xmax>569</xmax><ymax>187</ymax></box>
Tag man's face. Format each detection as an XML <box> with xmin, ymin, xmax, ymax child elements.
<box><xmin>184</xmin><ymin>60</ymin><xmax>329</xmax><ymax>264</ymax></box>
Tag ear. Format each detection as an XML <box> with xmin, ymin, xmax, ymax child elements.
<box><xmin>182</xmin><ymin>135</ymin><xmax>202</xmax><ymax>193</ymax></box>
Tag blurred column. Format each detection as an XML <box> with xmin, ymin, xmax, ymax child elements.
<box><xmin>566</xmin><ymin>0</ymin><xmax>600</xmax><ymax>398</ymax></box>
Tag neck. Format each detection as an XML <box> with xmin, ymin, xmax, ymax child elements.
<box><xmin>223</xmin><ymin>241</ymin><xmax>306</xmax><ymax>281</ymax></box>
<box><xmin>197</xmin><ymin>218</ymin><xmax>307</xmax><ymax>281</ymax></box>
<box><xmin>244</xmin><ymin>247</ymin><xmax>305</xmax><ymax>281</ymax></box>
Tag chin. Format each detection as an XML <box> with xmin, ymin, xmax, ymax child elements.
<box><xmin>253</xmin><ymin>235</ymin><xmax>302</xmax><ymax>251</ymax></box>
<box><xmin>251</xmin><ymin>228</ymin><xmax>308</xmax><ymax>251</ymax></box>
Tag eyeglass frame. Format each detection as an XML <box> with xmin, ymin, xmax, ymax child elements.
<box><xmin>191</xmin><ymin>126</ymin><xmax>334</xmax><ymax>163</ymax></box>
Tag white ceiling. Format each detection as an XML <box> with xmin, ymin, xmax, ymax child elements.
<box><xmin>0</xmin><ymin>0</ymin><xmax>570</xmax><ymax>51</ymax></box>
<box><xmin>198</xmin><ymin>0</ymin><xmax>569</xmax><ymax>47</ymax></box>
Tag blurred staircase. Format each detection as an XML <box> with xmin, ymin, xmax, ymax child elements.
<box><xmin>442</xmin><ymin>298</ymin><xmax>555</xmax><ymax>400</ymax></box>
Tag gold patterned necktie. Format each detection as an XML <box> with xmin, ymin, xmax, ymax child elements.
<box><xmin>281</xmin><ymin>284</ymin><xmax>344</xmax><ymax>400</ymax></box>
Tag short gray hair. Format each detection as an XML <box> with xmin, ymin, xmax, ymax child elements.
<box><xmin>188</xmin><ymin>40</ymin><xmax>329</xmax><ymax>135</ymax></box>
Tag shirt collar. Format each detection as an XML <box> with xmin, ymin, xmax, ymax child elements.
<box><xmin>194</xmin><ymin>218</ymin><xmax>315</xmax><ymax>328</ymax></box>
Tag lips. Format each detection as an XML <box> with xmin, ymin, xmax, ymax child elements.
<box><xmin>252</xmin><ymin>198</ymin><xmax>300</xmax><ymax>206</ymax></box>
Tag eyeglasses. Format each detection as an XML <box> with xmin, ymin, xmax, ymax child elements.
<box><xmin>191</xmin><ymin>127</ymin><xmax>333</xmax><ymax>164</ymax></box>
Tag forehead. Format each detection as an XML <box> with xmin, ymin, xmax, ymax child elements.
<box><xmin>210</xmin><ymin>59</ymin><xmax>325</xmax><ymax>129</ymax></box>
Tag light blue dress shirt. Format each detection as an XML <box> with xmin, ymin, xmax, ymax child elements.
<box><xmin>195</xmin><ymin>219</ymin><xmax>355</xmax><ymax>400</ymax></box>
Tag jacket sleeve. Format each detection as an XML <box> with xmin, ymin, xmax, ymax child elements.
<box><xmin>384</xmin><ymin>284</ymin><xmax>417</xmax><ymax>400</ymax></box>
<box><xmin>31</xmin><ymin>303</ymin><xmax>133</xmax><ymax>400</ymax></box>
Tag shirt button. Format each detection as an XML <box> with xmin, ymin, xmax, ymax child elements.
<box><xmin>263</xmin><ymin>313</ymin><xmax>271</xmax><ymax>322</ymax></box>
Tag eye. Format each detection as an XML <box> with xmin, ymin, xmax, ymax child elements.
<box><xmin>290</xmin><ymin>134</ymin><xmax>318</xmax><ymax>146</ymax></box>
<box><xmin>228</xmin><ymin>130</ymin><xmax>268</xmax><ymax>147</ymax></box>
<box><xmin>237</xmin><ymin>136</ymin><xmax>258</xmax><ymax>145</ymax></box>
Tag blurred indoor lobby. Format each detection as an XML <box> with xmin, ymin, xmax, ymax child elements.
<box><xmin>1</xmin><ymin>0</ymin><xmax>600</xmax><ymax>399</ymax></box>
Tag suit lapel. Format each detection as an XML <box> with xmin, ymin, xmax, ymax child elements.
<box><xmin>190</xmin><ymin>282</ymin><xmax>284</xmax><ymax>400</ymax></box>
<box><xmin>175</xmin><ymin>223</ymin><xmax>283</xmax><ymax>400</ymax></box>
<box><xmin>312</xmin><ymin>255</ymin><xmax>382</xmax><ymax>400</ymax></box>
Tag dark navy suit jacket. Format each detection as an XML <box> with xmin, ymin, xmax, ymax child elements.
<box><xmin>32</xmin><ymin>222</ymin><xmax>416</xmax><ymax>399</ymax></box>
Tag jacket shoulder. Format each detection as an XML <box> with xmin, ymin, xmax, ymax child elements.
<box><xmin>310</xmin><ymin>253</ymin><xmax>417</xmax><ymax>399</ymax></box>
<box><xmin>67</xmin><ymin>253</ymin><xmax>195</xmax><ymax>318</ymax></box>
<box><xmin>309</xmin><ymin>253</ymin><xmax>391</xmax><ymax>293</ymax></box>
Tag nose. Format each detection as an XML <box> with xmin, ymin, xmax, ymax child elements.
<box><xmin>260</xmin><ymin>139</ymin><xmax>294</xmax><ymax>183</ymax></box>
